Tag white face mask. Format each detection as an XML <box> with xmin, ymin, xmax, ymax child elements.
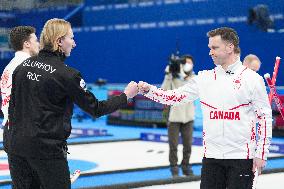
<box><xmin>183</xmin><ymin>63</ymin><xmax>193</xmax><ymax>73</ymax></box>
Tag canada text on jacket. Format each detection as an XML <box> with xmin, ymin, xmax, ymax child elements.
<box><xmin>210</xmin><ymin>110</ymin><xmax>240</xmax><ymax>120</ymax></box>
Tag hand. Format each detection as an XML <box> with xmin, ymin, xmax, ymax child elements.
<box><xmin>138</xmin><ymin>81</ymin><xmax>150</xmax><ymax>94</ymax></box>
<box><xmin>124</xmin><ymin>81</ymin><xmax>138</xmax><ymax>99</ymax></box>
<box><xmin>252</xmin><ymin>158</ymin><xmax>266</xmax><ymax>175</ymax></box>
<box><xmin>165</xmin><ymin>65</ymin><xmax>170</xmax><ymax>74</ymax></box>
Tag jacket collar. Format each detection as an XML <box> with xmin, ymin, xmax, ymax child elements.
<box><xmin>39</xmin><ymin>49</ymin><xmax>67</xmax><ymax>62</ymax></box>
<box><xmin>216</xmin><ymin>57</ymin><xmax>242</xmax><ymax>75</ymax></box>
<box><xmin>15</xmin><ymin>51</ymin><xmax>30</xmax><ymax>59</ymax></box>
<box><xmin>227</xmin><ymin>57</ymin><xmax>242</xmax><ymax>73</ymax></box>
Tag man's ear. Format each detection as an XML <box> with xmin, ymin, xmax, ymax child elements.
<box><xmin>23</xmin><ymin>41</ymin><xmax>30</xmax><ymax>49</ymax></box>
<box><xmin>57</xmin><ymin>38</ymin><xmax>62</xmax><ymax>47</ymax></box>
<box><xmin>225</xmin><ymin>43</ymin><xmax>234</xmax><ymax>54</ymax></box>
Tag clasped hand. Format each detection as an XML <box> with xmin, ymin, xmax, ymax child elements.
<box><xmin>123</xmin><ymin>81</ymin><xmax>151</xmax><ymax>99</ymax></box>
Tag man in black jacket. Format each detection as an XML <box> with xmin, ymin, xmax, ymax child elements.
<box><xmin>4</xmin><ymin>18</ymin><xmax>138</xmax><ymax>189</ymax></box>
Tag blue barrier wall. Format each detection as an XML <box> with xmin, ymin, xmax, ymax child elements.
<box><xmin>0</xmin><ymin>6</ymin><xmax>81</xmax><ymax>69</ymax></box>
<box><xmin>1</xmin><ymin>0</ymin><xmax>283</xmax><ymax>85</ymax></box>
<box><xmin>17</xmin><ymin>6</ymin><xmax>80</xmax><ymax>34</ymax></box>
<box><xmin>66</xmin><ymin>0</ymin><xmax>284</xmax><ymax>85</ymax></box>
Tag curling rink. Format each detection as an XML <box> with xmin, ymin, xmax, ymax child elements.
<box><xmin>136</xmin><ymin>172</ymin><xmax>284</xmax><ymax>189</ymax></box>
<box><xmin>67</xmin><ymin>141</ymin><xmax>204</xmax><ymax>172</ymax></box>
<box><xmin>1</xmin><ymin>140</ymin><xmax>283</xmax><ymax>188</ymax></box>
<box><xmin>0</xmin><ymin>141</ymin><xmax>281</xmax><ymax>174</ymax></box>
<box><xmin>0</xmin><ymin>142</ymin><xmax>204</xmax><ymax>180</ymax></box>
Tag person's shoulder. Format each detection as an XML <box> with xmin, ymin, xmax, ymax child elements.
<box><xmin>41</xmin><ymin>55</ymin><xmax>80</xmax><ymax>77</ymax></box>
<box><xmin>197</xmin><ymin>68</ymin><xmax>215</xmax><ymax>77</ymax></box>
<box><xmin>243</xmin><ymin>66</ymin><xmax>261</xmax><ymax>78</ymax></box>
<box><xmin>23</xmin><ymin>55</ymin><xmax>36</xmax><ymax>62</ymax></box>
<box><xmin>65</xmin><ymin>65</ymin><xmax>79</xmax><ymax>75</ymax></box>
<box><xmin>20</xmin><ymin>54</ymin><xmax>38</xmax><ymax>64</ymax></box>
<box><xmin>242</xmin><ymin>67</ymin><xmax>264</xmax><ymax>86</ymax></box>
<box><xmin>12</xmin><ymin>56</ymin><xmax>33</xmax><ymax>71</ymax></box>
<box><xmin>171</xmin><ymin>77</ymin><xmax>186</xmax><ymax>87</ymax></box>
<box><xmin>61</xmin><ymin>65</ymin><xmax>81</xmax><ymax>80</ymax></box>
<box><xmin>51</xmin><ymin>65</ymin><xmax>81</xmax><ymax>88</ymax></box>
<box><xmin>2</xmin><ymin>57</ymin><xmax>16</xmax><ymax>72</ymax></box>
<box><xmin>5</xmin><ymin>54</ymin><xmax>28</xmax><ymax>69</ymax></box>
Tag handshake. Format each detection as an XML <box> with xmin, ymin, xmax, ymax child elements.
<box><xmin>124</xmin><ymin>81</ymin><xmax>151</xmax><ymax>99</ymax></box>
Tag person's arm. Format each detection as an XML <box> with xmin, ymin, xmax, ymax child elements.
<box><xmin>138</xmin><ymin>76</ymin><xmax>199</xmax><ymax>106</ymax></box>
<box><xmin>252</xmin><ymin>75</ymin><xmax>272</xmax><ymax>174</ymax></box>
<box><xmin>253</xmin><ymin>75</ymin><xmax>272</xmax><ymax>160</ymax></box>
<box><xmin>67</xmin><ymin>72</ymin><xmax>137</xmax><ymax>118</ymax></box>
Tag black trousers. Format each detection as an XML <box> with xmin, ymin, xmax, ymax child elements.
<box><xmin>168</xmin><ymin>121</ymin><xmax>193</xmax><ymax>167</ymax></box>
<box><xmin>8</xmin><ymin>153</ymin><xmax>70</xmax><ymax>189</ymax></box>
<box><xmin>200</xmin><ymin>158</ymin><xmax>254</xmax><ymax>189</ymax></box>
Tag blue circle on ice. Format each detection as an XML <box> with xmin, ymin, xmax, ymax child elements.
<box><xmin>68</xmin><ymin>159</ymin><xmax>97</xmax><ymax>173</ymax></box>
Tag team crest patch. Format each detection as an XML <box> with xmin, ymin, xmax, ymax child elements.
<box><xmin>233</xmin><ymin>67</ymin><xmax>247</xmax><ymax>90</ymax></box>
<box><xmin>233</xmin><ymin>72</ymin><xmax>244</xmax><ymax>90</ymax></box>
<box><xmin>233</xmin><ymin>78</ymin><xmax>242</xmax><ymax>90</ymax></box>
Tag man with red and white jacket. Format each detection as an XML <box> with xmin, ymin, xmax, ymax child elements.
<box><xmin>138</xmin><ymin>27</ymin><xmax>272</xmax><ymax>189</ymax></box>
<box><xmin>1</xmin><ymin>26</ymin><xmax>39</xmax><ymax>139</ymax></box>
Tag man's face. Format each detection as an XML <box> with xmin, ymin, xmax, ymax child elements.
<box><xmin>60</xmin><ymin>28</ymin><xmax>76</xmax><ymax>57</ymax></box>
<box><xmin>208</xmin><ymin>35</ymin><xmax>231</xmax><ymax>66</ymax></box>
<box><xmin>26</xmin><ymin>33</ymin><xmax>39</xmax><ymax>56</ymax></box>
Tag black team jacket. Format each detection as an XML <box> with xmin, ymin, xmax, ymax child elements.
<box><xmin>4</xmin><ymin>49</ymin><xmax>127</xmax><ymax>159</ymax></box>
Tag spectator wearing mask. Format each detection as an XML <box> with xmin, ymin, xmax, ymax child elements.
<box><xmin>161</xmin><ymin>55</ymin><xmax>195</xmax><ymax>177</ymax></box>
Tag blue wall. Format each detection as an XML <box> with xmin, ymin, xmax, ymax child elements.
<box><xmin>17</xmin><ymin>6</ymin><xmax>80</xmax><ymax>34</ymax></box>
<box><xmin>0</xmin><ymin>5</ymin><xmax>81</xmax><ymax>67</ymax></box>
<box><xmin>66</xmin><ymin>0</ymin><xmax>284</xmax><ymax>85</ymax></box>
<box><xmin>2</xmin><ymin>0</ymin><xmax>284</xmax><ymax>85</ymax></box>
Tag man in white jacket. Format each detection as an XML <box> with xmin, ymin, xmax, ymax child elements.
<box><xmin>138</xmin><ymin>27</ymin><xmax>272</xmax><ymax>189</ymax></box>
<box><xmin>1</xmin><ymin>26</ymin><xmax>39</xmax><ymax>141</ymax></box>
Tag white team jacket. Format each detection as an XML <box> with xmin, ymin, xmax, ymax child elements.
<box><xmin>1</xmin><ymin>51</ymin><xmax>30</xmax><ymax>126</ymax></box>
<box><xmin>145</xmin><ymin>60</ymin><xmax>272</xmax><ymax>160</ymax></box>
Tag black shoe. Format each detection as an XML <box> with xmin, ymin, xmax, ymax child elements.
<box><xmin>170</xmin><ymin>166</ymin><xmax>179</xmax><ymax>178</ymax></box>
<box><xmin>181</xmin><ymin>165</ymin><xmax>194</xmax><ymax>176</ymax></box>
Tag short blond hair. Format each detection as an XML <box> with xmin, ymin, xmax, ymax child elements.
<box><xmin>40</xmin><ymin>18</ymin><xmax>71</xmax><ymax>51</ymax></box>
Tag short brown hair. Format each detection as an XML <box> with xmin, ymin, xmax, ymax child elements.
<box><xmin>9</xmin><ymin>26</ymin><xmax>36</xmax><ymax>51</ymax></box>
<box><xmin>40</xmin><ymin>18</ymin><xmax>71</xmax><ymax>51</ymax></box>
<box><xmin>207</xmin><ymin>27</ymin><xmax>240</xmax><ymax>54</ymax></box>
